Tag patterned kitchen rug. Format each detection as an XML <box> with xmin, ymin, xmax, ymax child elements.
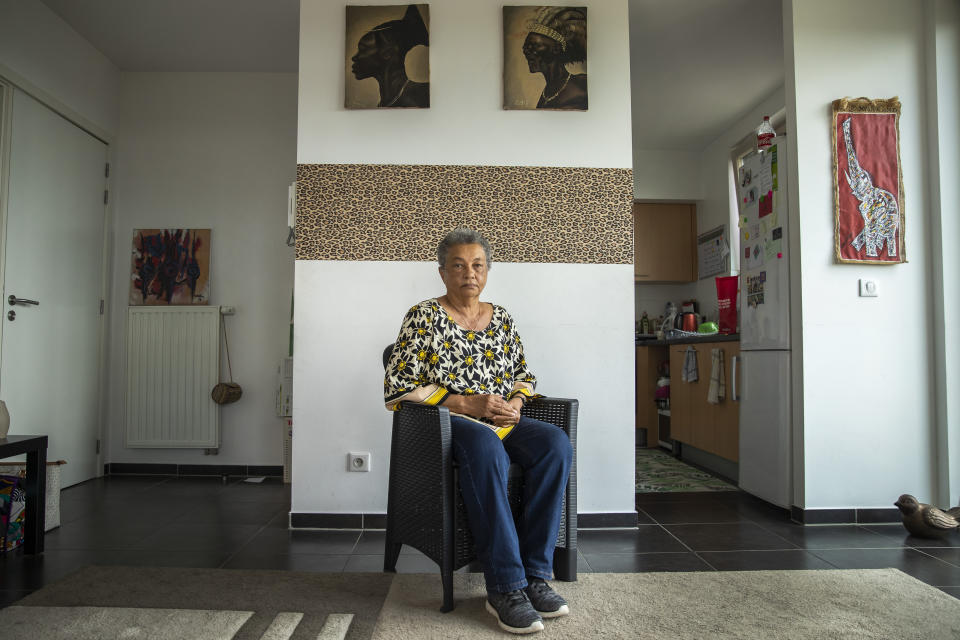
<box><xmin>635</xmin><ymin>448</ymin><xmax>736</xmax><ymax>493</ymax></box>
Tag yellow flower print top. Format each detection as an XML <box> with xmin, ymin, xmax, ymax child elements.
<box><xmin>384</xmin><ymin>299</ymin><xmax>537</xmax><ymax>412</ymax></box>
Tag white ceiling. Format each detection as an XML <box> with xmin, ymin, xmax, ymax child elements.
<box><xmin>40</xmin><ymin>0</ymin><xmax>783</xmax><ymax>151</ymax></box>
<box><xmin>629</xmin><ymin>0</ymin><xmax>783</xmax><ymax>150</ymax></box>
<box><xmin>39</xmin><ymin>0</ymin><xmax>300</xmax><ymax>72</ymax></box>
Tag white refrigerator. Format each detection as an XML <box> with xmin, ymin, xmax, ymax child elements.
<box><xmin>736</xmin><ymin>139</ymin><xmax>792</xmax><ymax>508</ymax></box>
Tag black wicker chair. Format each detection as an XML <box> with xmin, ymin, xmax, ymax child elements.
<box><xmin>382</xmin><ymin>345</ymin><xmax>578</xmax><ymax>612</ymax></box>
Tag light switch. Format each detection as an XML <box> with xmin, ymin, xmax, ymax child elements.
<box><xmin>858</xmin><ymin>279</ymin><xmax>878</xmax><ymax>297</ymax></box>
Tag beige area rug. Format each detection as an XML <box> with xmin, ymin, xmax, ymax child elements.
<box><xmin>2</xmin><ymin>566</ymin><xmax>959</xmax><ymax>639</ymax></box>
<box><xmin>374</xmin><ymin>571</ymin><xmax>960</xmax><ymax>640</ymax></box>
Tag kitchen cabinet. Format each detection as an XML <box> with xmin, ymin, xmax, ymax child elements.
<box><xmin>633</xmin><ymin>202</ymin><xmax>697</xmax><ymax>282</ymax></box>
<box><xmin>668</xmin><ymin>341</ymin><xmax>740</xmax><ymax>462</ymax></box>
<box><xmin>635</xmin><ymin>345</ymin><xmax>667</xmax><ymax>447</ymax></box>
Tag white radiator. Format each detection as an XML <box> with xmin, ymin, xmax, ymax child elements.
<box><xmin>125</xmin><ymin>307</ymin><xmax>220</xmax><ymax>448</ymax></box>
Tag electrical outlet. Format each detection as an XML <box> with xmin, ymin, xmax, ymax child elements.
<box><xmin>858</xmin><ymin>279</ymin><xmax>879</xmax><ymax>297</ymax></box>
<box><xmin>348</xmin><ymin>452</ymin><xmax>371</xmax><ymax>472</ymax></box>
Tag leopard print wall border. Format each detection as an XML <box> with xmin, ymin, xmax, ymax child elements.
<box><xmin>296</xmin><ymin>164</ymin><xmax>633</xmax><ymax>264</ymax></box>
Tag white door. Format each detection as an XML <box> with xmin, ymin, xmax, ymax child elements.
<box><xmin>1</xmin><ymin>88</ymin><xmax>107</xmax><ymax>488</ymax></box>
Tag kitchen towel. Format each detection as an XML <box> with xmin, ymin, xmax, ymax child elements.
<box><xmin>682</xmin><ymin>347</ymin><xmax>698</xmax><ymax>383</ymax></box>
<box><xmin>707</xmin><ymin>348</ymin><xmax>726</xmax><ymax>404</ymax></box>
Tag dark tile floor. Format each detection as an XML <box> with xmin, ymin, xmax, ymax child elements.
<box><xmin>2</xmin><ymin>475</ymin><xmax>959</xmax><ymax>609</ymax></box>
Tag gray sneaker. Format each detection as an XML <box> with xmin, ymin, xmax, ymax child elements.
<box><xmin>485</xmin><ymin>589</ymin><xmax>544</xmax><ymax>634</ymax></box>
<box><xmin>524</xmin><ymin>578</ymin><xmax>569</xmax><ymax>618</ymax></box>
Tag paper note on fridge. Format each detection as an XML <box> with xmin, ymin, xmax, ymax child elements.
<box><xmin>745</xmin><ymin>242</ymin><xmax>765</xmax><ymax>270</ymax></box>
<box><xmin>765</xmin><ymin>237</ymin><xmax>781</xmax><ymax>262</ymax></box>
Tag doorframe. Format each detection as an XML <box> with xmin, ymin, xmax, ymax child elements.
<box><xmin>0</xmin><ymin>79</ymin><xmax>13</xmax><ymax>357</ymax></box>
<box><xmin>0</xmin><ymin>69</ymin><xmax>115</xmax><ymax>479</ymax></box>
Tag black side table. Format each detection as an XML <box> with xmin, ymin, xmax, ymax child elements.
<box><xmin>0</xmin><ymin>435</ymin><xmax>48</xmax><ymax>555</ymax></box>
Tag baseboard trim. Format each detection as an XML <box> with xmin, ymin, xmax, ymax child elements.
<box><xmin>104</xmin><ymin>462</ymin><xmax>283</xmax><ymax>478</ymax></box>
<box><xmin>287</xmin><ymin>511</ymin><xmax>639</xmax><ymax>531</ymax></box>
<box><xmin>578</xmin><ymin>512</ymin><xmax>639</xmax><ymax>528</ymax></box>
<box><xmin>791</xmin><ymin>506</ymin><xmax>900</xmax><ymax>525</ymax></box>
<box><xmin>290</xmin><ymin>513</ymin><xmax>379</xmax><ymax>529</ymax></box>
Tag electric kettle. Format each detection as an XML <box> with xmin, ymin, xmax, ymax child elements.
<box><xmin>675</xmin><ymin>312</ymin><xmax>698</xmax><ymax>333</ymax></box>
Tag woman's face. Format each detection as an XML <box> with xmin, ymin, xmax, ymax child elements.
<box><xmin>522</xmin><ymin>32</ymin><xmax>560</xmax><ymax>73</ymax></box>
<box><xmin>439</xmin><ymin>243</ymin><xmax>488</xmax><ymax>299</ymax></box>
<box><xmin>351</xmin><ymin>32</ymin><xmax>381</xmax><ymax>79</ymax></box>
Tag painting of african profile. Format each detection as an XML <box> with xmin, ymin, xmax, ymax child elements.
<box><xmin>345</xmin><ymin>4</ymin><xmax>430</xmax><ymax>109</ymax></box>
<box><xmin>503</xmin><ymin>6</ymin><xmax>587</xmax><ymax>110</ymax></box>
<box><xmin>831</xmin><ymin>97</ymin><xmax>905</xmax><ymax>264</ymax></box>
<box><xmin>130</xmin><ymin>229</ymin><xmax>211</xmax><ymax>305</ymax></box>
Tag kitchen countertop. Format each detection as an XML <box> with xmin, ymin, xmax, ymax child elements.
<box><xmin>636</xmin><ymin>333</ymin><xmax>739</xmax><ymax>347</ymax></box>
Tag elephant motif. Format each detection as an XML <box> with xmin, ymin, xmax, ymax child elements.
<box><xmin>842</xmin><ymin>117</ymin><xmax>899</xmax><ymax>258</ymax></box>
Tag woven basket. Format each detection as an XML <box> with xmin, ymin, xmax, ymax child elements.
<box><xmin>211</xmin><ymin>382</ymin><xmax>242</xmax><ymax>404</ymax></box>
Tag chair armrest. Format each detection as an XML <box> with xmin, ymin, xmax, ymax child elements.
<box><xmin>521</xmin><ymin>397</ymin><xmax>578</xmax><ymax>444</ymax></box>
<box><xmin>387</xmin><ymin>403</ymin><xmax>455</xmax><ymax>534</ymax></box>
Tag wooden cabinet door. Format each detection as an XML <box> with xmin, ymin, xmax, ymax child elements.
<box><xmin>633</xmin><ymin>202</ymin><xmax>697</xmax><ymax>282</ymax></box>
<box><xmin>714</xmin><ymin>342</ymin><xmax>740</xmax><ymax>462</ymax></box>
<box><xmin>669</xmin><ymin>341</ymin><xmax>741</xmax><ymax>462</ymax></box>
<box><xmin>685</xmin><ymin>345</ymin><xmax>714</xmax><ymax>453</ymax></box>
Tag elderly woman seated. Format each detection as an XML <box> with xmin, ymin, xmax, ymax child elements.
<box><xmin>384</xmin><ymin>227</ymin><xmax>572</xmax><ymax>635</ymax></box>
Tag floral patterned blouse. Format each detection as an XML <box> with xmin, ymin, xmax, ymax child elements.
<box><xmin>384</xmin><ymin>299</ymin><xmax>537</xmax><ymax>416</ymax></box>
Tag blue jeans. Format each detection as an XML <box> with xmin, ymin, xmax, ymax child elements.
<box><xmin>450</xmin><ymin>414</ymin><xmax>573</xmax><ymax>594</ymax></box>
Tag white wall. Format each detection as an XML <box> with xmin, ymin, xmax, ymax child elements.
<box><xmin>0</xmin><ymin>0</ymin><xmax>119</xmax><ymax>136</ymax></box>
<box><xmin>294</xmin><ymin>0</ymin><xmax>636</xmax><ymax>517</ymax></box>
<box><xmin>298</xmin><ymin>2</ymin><xmax>631</xmax><ymax>167</ymax></box>
<box><xmin>925</xmin><ymin>0</ymin><xmax>960</xmax><ymax>506</ymax></box>
<box><xmin>632</xmin><ymin>149</ymin><xmax>702</xmax><ymax>201</ymax></box>
<box><xmin>785</xmin><ymin>0</ymin><xmax>935</xmax><ymax>509</ymax></box>
<box><xmin>295</xmin><ymin>262</ymin><xmax>634</xmax><ymax>513</ymax></box>
<box><xmin>105</xmin><ymin>72</ymin><xmax>297</xmax><ymax>466</ymax></box>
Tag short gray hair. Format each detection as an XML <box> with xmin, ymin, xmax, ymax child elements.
<box><xmin>437</xmin><ymin>227</ymin><xmax>493</xmax><ymax>269</ymax></box>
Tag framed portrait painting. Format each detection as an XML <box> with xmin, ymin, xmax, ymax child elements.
<box><xmin>130</xmin><ymin>229</ymin><xmax>210</xmax><ymax>305</ymax></box>
<box><xmin>503</xmin><ymin>6</ymin><xmax>587</xmax><ymax>110</ymax></box>
<box><xmin>345</xmin><ymin>4</ymin><xmax>430</xmax><ymax>109</ymax></box>
<box><xmin>832</xmin><ymin>97</ymin><xmax>905</xmax><ymax>264</ymax></box>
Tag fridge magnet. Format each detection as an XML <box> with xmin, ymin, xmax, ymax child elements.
<box><xmin>503</xmin><ymin>6</ymin><xmax>587</xmax><ymax>110</ymax></box>
<box><xmin>130</xmin><ymin>229</ymin><xmax>210</xmax><ymax>305</ymax></box>
<box><xmin>758</xmin><ymin>190</ymin><xmax>774</xmax><ymax>217</ymax></box>
<box><xmin>746</xmin><ymin>272</ymin><xmax>766</xmax><ymax>308</ymax></box>
<box><xmin>832</xmin><ymin>97</ymin><xmax>905</xmax><ymax>264</ymax></box>
<box><xmin>345</xmin><ymin>4</ymin><xmax>429</xmax><ymax>109</ymax></box>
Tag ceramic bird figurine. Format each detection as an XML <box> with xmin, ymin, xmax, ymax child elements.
<box><xmin>894</xmin><ymin>494</ymin><xmax>960</xmax><ymax>538</ymax></box>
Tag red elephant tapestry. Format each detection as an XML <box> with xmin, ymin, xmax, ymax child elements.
<box><xmin>832</xmin><ymin>97</ymin><xmax>905</xmax><ymax>264</ymax></box>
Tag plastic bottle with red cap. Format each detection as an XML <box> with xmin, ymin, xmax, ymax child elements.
<box><xmin>757</xmin><ymin>115</ymin><xmax>775</xmax><ymax>153</ymax></box>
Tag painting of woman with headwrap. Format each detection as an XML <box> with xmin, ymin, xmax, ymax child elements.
<box><xmin>503</xmin><ymin>6</ymin><xmax>587</xmax><ymax>111</ymax></box>
<box><xmin>345</xmin><ymin>4</ymin><xmax>430</xmax><ymax>109</ymax></box>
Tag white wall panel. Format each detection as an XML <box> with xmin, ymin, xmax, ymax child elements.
<box><xmin>292</xmin><ymin>261</ymin><xmax>636</xmax><ymax>515</ymax></box>
<box><xmin>786</xmin><ymin>0</ymin><xmax>935</xmax><ymax>508</ymax></box>
<box><xmin>297</xmin><ymin>0</ymin><xmax>632</xmax><ymax>169</ymax></box>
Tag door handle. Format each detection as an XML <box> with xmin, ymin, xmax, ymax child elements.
<box><xmin>731</xmin><ymin>355</ymin><xmax>739</xmax><ymax>401</ymax></box>
<box><xmin>8</xmin><ymin>295</ymin><xmax>39</xmax><ymax>306</ymax></box>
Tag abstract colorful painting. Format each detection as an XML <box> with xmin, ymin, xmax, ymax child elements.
<box><xmin>832</xmin><ymin>97</ymin><xmax>905</xmax><ymax>264</ymax></box>
<box><xmin>130</xmin><ymin>229</ymin><xmax>210</xmax><ymax>305</ymax></box>
<box><xmin>345</xmin><ymin>4</ymin><xmax>430</xmax><ymax>109</ymax></box>
<box><xmin>503</xmin><ymin>6</ymin><xmax>587</xmax><ymax>110</ymax></box>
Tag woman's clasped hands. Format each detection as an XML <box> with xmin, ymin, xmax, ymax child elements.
<box><xmin>465</xmin><ymin>394</ymin><xmax>522</xmax><ymax>427</ymax></box>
